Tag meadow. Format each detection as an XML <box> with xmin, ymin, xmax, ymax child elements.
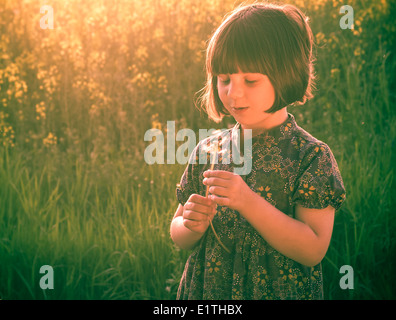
<box><xmin>0</xmin><ymin>0</ymin><xmax>395</xmax><ymax>299</ymax></box>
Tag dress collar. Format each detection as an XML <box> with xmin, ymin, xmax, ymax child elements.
<box><xmin>231</xmin><ymin>113</ymin><xmax>297</xmax><ymax>144</ymax></box>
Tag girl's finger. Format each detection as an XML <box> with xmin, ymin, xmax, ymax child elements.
<box><xmin>188</xmin><ymin>193</ymin><xmax>215</xmax><ymax>206</ymax></box>
<box><xmin>183</xmin><ymin>210</ymin><xmax>210</xmax><ymax>221</ymax></box>
<box><xmin>184</xmin><ymin>201</ymin><xmax>215</xmax><ymax>215</ymax></box>
<box><xmin>183</xmin><ymin>219</ymin><xmax>201</xmax><ymax>230</ymax></box>
<box><xmin>203</xmin><ymin>177</ymin><xmax>229</xmax><ymax>188</ymax></box>
<box><xmin>210</xmin><ymin>195</ymin><xmax>230</xmax><ymax>207</ymax></box>
<box><xmin>203</xmin><ymin>170</ymin><xmax>233</xmax><ymax>179</ymax></box>
<box><xmin>208</xmin><ymin>185</ymin><xmax>228</xmax><ymax>198</ymax></box>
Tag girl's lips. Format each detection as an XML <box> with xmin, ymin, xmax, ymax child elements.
<box><xmin>231</xmin><ymin>107</ymin><xmax>249</xmax><ymax>113</ymax></box>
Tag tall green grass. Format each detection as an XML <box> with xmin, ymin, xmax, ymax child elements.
<box><xmin>307</xmin><ymin>36</ymin><xmax>396</xmax><ymax>299</ymax></box>
<box><xmin>0</xmin><ymin>147</ymin><xmax>189</xmax><ymax>299</ymax></box>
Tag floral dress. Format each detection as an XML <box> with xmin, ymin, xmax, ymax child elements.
<box><xmin>175</xmin><ymin>113</ymin><xmax>346</xmax><ymax>300</ymax></box>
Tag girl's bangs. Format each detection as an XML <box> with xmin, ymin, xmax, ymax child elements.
<box><xmin>210</xmin><ymin>21</ymin><xmax>267</xmax><ymax>76</ymax></box>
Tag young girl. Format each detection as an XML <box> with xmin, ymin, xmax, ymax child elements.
<box><xmin>170</xmin><ymin>2</ymin><xmax>346</xmax><ymax>300</ymax></box>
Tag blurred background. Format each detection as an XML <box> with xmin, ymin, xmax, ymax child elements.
<box><xmin>0</xmin><ymin>0</ymin><xmax>395</xmax><ymax>299</ymax></box>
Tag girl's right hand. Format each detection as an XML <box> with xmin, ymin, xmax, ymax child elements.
<box><xmin>182</xmin><ymin>194</ymin><xmax>217</xmax><ymax>234</ymax></box>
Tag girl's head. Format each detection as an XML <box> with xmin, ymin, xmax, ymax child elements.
<box><xmin>200</xmin><ymin>3</ymin><xmax>315</xmax><ymax>123</ymax></box>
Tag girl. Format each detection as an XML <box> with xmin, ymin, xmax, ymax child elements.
<box><xmin>170</xmin><ymin>2</ymin><xmax>346</xmax><ymax>300</ymax></box>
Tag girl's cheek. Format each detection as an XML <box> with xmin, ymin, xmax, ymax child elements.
<box><xmin>217</xmin><ymin>82</ymin><xmax>228</xmax><ymax>98</ymax></box>
<box><xmin>217</xmin><ymin>88</ymin><xmax>225</xmax><ymax>101</ymax></box>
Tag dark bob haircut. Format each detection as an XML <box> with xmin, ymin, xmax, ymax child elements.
<box><xmin>199</xmin><ymin>2</ymin><xmax>315</xmax><ymax>123</ymax></box>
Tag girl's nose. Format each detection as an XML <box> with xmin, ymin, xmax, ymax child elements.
<box><xmin>227</xmin><ymin>81</ymin><xmax>244</xmax><ymax>100</ymax></box>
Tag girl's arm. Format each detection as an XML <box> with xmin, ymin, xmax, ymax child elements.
<box><xmin>203</xmin><ymin>170</ymin><xmax>335</xmax><ymax>267</ymax></box>
<box><xmin>170</xmin><ymin>195</ymin><xmax>216</xmax><ymax>250</ymax></box>
<box><xmin>239</xmin><ymin>193</ymin><xmax>334</xmax><ymax>267</ymax></box>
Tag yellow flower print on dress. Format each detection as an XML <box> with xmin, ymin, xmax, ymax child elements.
<box><xmin>264</xmin><ymin>186</ymin><xmax>272</xmax><ymax>199</ymax></box>
<box><xmin>315</xmin><ymin>168</ymin><xmax>325</xmax><ymax>176</ymax></box>
<box><xmin>298</xmin><ymin>183</ymin><xmax>315</xmax><ymax>198</ymax></box>
<box><xmin>292</xmin><ymin>136</ymin><xmax>307</xmax><ymax>150</ymax></box>
<box><xmin>314</xmin><ymin>144</ymin><xmax>326</xmax><ymax>153</ymax></box>
<box><xmin>257</xmin><ymin>185</ymin><xmax>274</xmax><ymax>203</ymax></box>
<box><xmin>283</xmin><ymin>122</ymin><xmax>293</xmax><ymax>132</ymax></box>
<box><xmin>256</xmin><ymin>269</ymin><xmax>269</xmax><ymax>286</ymax></box>
<box><xmin>262</xmin><ymin>135</ymin><xmax>276</xmax><ymax>148</ymax></box>
<box><xmin>256</xmin><ymin>147</ymin><xmax>282</xmax><ymax>172</ymax></box>
<box><xmin>207</xmin><ymin>257</ymin><xmax>221</xmax><ymax>273</ymax></box>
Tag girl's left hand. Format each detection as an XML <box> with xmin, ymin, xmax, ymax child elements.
<box><xmin>203</xmin><ymin>170</ymin><xmax>252</xmax><ymax>212</ymax></box>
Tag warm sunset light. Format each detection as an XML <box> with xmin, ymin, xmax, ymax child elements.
<box><xmin>0</xmin><ymin>0</ymin><xmax>394</xmax><ymax>302</ymax></box>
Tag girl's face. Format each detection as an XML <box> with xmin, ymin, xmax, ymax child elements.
<box><xmin>217</xmin><ymin>70</ymin><xmax>287</xmax><ymax>134</ymax></box>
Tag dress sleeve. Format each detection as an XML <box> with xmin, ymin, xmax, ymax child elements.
<box><xmin>292</xmin><ymin>142</ymin><xmax>346</xmax><ymax>211</ymax></box>
<box><xmin>176</xmin><ymin>142</ymin><xmax>204</xmax><ymax>206</ymax></box>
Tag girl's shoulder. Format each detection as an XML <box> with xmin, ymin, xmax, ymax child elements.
<box><xmin>290</xmin><ymin>124</ymin><xmax>343</xmax><ymax>186</ymax></box>
<box><xmin>289</xmin><ymin>121</ymin><xmax>346</xmax><ymax>210</ymax></box>
<box><xmin>292</xmin><ymin>122</ymin><xmax>334</xmax><ymax>158</ymax></box>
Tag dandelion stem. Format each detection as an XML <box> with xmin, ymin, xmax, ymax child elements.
<box><xmin>206</xmin><ymin>141</ymin><xmax>230</xmax><ymax>254</ymax></box>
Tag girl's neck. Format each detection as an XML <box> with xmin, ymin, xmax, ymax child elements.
<box><xmin>241</xmin><ymin>108</ymin><xmax>288</xmax><ymax>139</ymax></box>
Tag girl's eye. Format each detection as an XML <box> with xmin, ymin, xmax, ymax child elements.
<box><xmin>217</xmin><ymin>75</ymin><xmax>259</xmax><ymax>85</ymax></box>
<box><xmin>245</xmin><ymin>79</ymin><xmax>257</xmax><ymax>85</ymax></box>
<box><xmin>219</xmin><ymin>77</ymin><xmax>230</xmax><ymax>84</ymax></box>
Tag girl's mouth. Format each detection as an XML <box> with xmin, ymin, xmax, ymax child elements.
<box><xmin>231</xmin><ymin>106</ymin><xmax>249</xmax><ymax>113</ymax></box>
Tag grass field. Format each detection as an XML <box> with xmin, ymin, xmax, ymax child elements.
<box><xmin>0</xmin><ymin>0</ymin><xmax>395</xmax><ymax>299</ymax></box>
